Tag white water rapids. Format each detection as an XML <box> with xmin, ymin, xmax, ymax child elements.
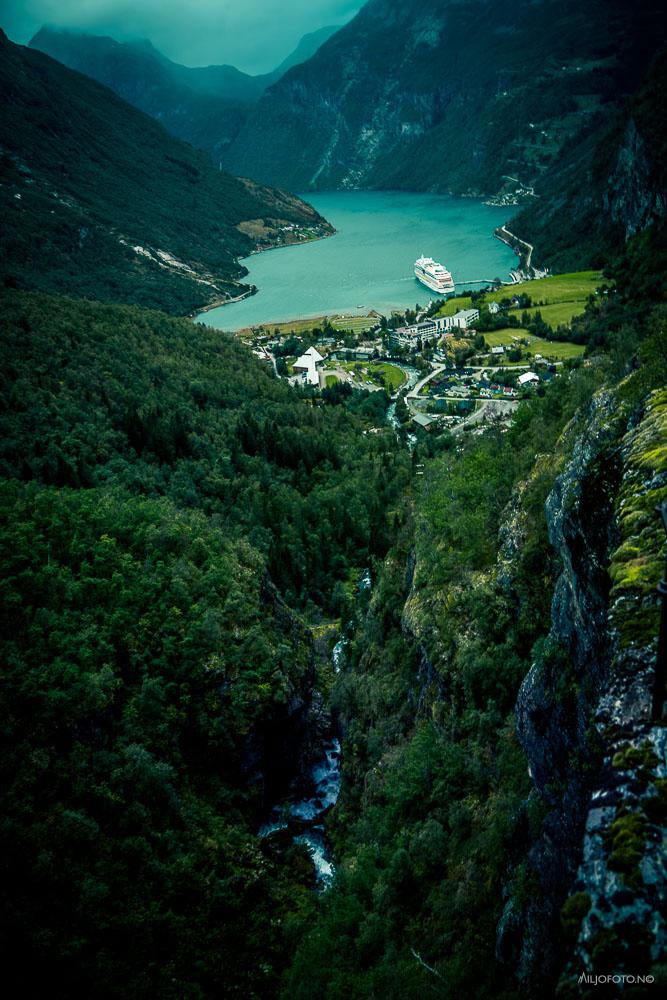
<box><xmin>258</xmin><ymin>737</ymin><xmax>342</xmax><ymax>887</ymax></box>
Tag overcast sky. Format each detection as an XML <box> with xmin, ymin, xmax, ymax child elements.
<box><xmin>2</xmin><ymin>0</ymin><xmax>364</xmax><ymax>73</ymax></box>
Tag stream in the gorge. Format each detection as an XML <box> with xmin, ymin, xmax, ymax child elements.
<box><xmin>258</xmin><ymin>736</ymin><xmax>342</xmax><ymax>887</ymax></box>
<box><xmin>258</xmin><ymin>575</ymin><xmax>372</xmax><ymax>887</ymax></box>
<box><xmin>257</xmin><ymin>367</ymin><xmax>417</xmax><ymax>889</ymax></box>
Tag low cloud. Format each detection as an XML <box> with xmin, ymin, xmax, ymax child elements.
<box><xmin>2</xmin><ymin>0</ymin><xmax>363</xmax><ymax>72</ymax></box>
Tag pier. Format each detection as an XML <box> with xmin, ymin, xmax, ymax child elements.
<box><xmin>454</xmin><ymin>277</ymin><xmax>518</xmax><ymax>287</ymax></box>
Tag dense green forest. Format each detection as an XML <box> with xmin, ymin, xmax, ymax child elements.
<box><xmin>0</xmin><ymin>289</ymin><xmax>410</xmax><ymax>996</ymax></box>
<box><xmin>0</xmin><ymin>291</ymin><xmax>408</xmax><ymax>611</ymax></box>
<box><xmin>2</xmin><ymin>225</ymin><xmax>664</xmax><ymax>996</ymax></box>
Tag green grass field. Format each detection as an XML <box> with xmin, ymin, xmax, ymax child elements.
<box><xmin>369</xmin><ymin>362</ymin><xmax>406</xmax><ymax>390</ymax></box>
<box><xmin>507</xmin><ymin>301</ymin><xmax>588</xmax><ymax>327</ymax></box>
<box><xmin>482</xmin><ymin>329</ymin><xmax>585</xmax><ymax>361</ymax></box>
<box><xmin>330</xmin><ymin>315</ymin><xmax>377</xmax><ymax>334</ymax></box>
<box><xmin>435</xmin><ymin>296</ymin><xmax>473</xmax><ymax>317</ymax></box>
<box><xmin>325</xmin><ymin>374</ymin><xmax>339</xmax><ymax>387</ymax></box>
<box><xmin>238</xmin><ymin>313</ymin><xmax>376</xmax><ymax>337</ymax></box>
<box><xmin>485</xmin><ymin>270</ymin><xmax>601</xmax><ymax>310</ymax></box>
<box><xmin>337</xmin><ymin>361</ymin><xmax>406</xmax><ymax>390</ymax></box>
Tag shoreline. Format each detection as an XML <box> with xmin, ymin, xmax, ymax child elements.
<box><xmin>194</xmin><ymin>285</ymin><xmax>257</xmax><ymax>317</ymax></box>
<box><xmin>494</xmin><ymin>225</ymin><xmax>536</xmax><ymax>275</ymax></box>
<box><xmin>246</xmin><ymin>228</ymin><xmax>335</xmax><ymax>258</ymax></box>
<box><xmin>193</xmin><ymin>226</ymin><xmax>335</xmax><ymax>319</ymax></box>
<box><xmin>235</xmin><ymin>309</ymin><xmax>382</xmax><ymax>336</ymax></box>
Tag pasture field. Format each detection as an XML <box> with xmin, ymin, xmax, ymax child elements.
<box><xmin>435</xmin><ymin>296</ymin><xmax>473</xmax><ymax>317</ymax></box>
<box><xmin>482</xmin><ymin>329</ymin><xmax>586</xmax><ymax>361</ymax></box>
<box><xmin>507</xmin><ymin>301</ymin><xmax>589</xmax><ymax>327</ymax></box>
<box><xmin>485</xmin><ymin>270</ymin><xmax>602</xmax><ymax>315</ymax></box>
<box><xmin>238</xmin><ymin>313</ymin><xmax>376</xmax><ymax>337</ymax></box>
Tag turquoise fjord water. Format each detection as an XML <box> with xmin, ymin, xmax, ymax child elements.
<box><xmin>199</xmin><ymin>191</ymin><xmax>517</xmax><ymax>331</ymax></box>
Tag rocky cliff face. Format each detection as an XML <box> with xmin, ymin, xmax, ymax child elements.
<box><xmin>222</xmin><ymin>0</ymin><xmax>665</xmax><ymax>199</ymax></box>
<box><xmin>506</xmin><ymin>388</ymin><xmax>667</xmax><ymax>992</ymax></box>
<box><xmin>605</xmin><ymin>119</ymin><xmax>667</xmax><ymax>240</ymax></box>
<box><xmin>559</xmin><ymin>389</ymin><xmax>667</xmax><ymax>989</ymax></box>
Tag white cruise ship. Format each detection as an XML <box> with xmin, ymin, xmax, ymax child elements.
<box><xmin>414</xmin><ymin>256</ymin><xmax>455</xmax><ymax>294</ymax></box>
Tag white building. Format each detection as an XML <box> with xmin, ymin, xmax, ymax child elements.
<box><xmin>489</xmin><ymin>302</ymin><xmax>501</xmax><ymax>315</ymax></box>
<box><xmin>517</xmin><ymin>371</ymin><xmax>540</xmax><ymax>386</ymax></box>
<box><xmin>434</xmin><ymin>308</ymin><xmax>480</xmax><ymax>332</ymax></box>
<box><xmin>293</xmin><ymin>346</ymin><xmax>324</xmax><ymax>386</ymax></box>
<box><xmin>394</xmin><ymin>320</ymin><xmax>437</xmax><ymax>340</ymax></box>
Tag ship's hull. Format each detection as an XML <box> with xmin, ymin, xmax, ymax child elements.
<box><xmin>414</xmin><ymin>268</ymin><xmax>455</xmax><ymax>294</ymax></box>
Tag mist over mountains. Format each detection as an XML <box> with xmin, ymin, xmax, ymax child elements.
<box><xmin>29</xmin><ymin>24</ymin><xmax>339</xmax><ymax>160</ymax></box>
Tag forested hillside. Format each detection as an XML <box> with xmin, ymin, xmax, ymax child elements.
<box><xmin>0</xmin><ymin>289</ymin><xmax>410</xmax><ymax>996</ymax></box>
<box><xmin>2</xmin><ymin>250</ymin><xmax>664</xmax><ymax>999</ymax></box>
<box><xmin>1</xmin><ymin>1</ymin><xmax>666</xmax><ymax>995</ymax></box>
<box><xmin>514</xmin><ymin>47</ymin><xmax>667</xmax><ymax>271</ymax></box>
<box><xmin>29</xmin><ymin>28</ymin><xmax>251</xmax><ymax>159</ymax></box>
<box><xmin>0</xmin><ymin>32</ymin><xmax>331</xmax><ymax>313</ymax></box>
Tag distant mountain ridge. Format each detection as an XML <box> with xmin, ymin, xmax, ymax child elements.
<box><xmin>28</xmin><ymin>25</ymin><xmax>339</xmax><ymax>160</ymax></box>
<box><xmin>0</xmin><ymin>31</ymin><xmax>332</xmax><ymax>313</ymax></box>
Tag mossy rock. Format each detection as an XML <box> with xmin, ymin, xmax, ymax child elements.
<box><xmin>605</xmin><ymin>811</ymin><xmax>648</xmax><ymax>887</ymax></box>
<box><xmin>610</xmin><ymin>553</ymin><xmax>663</xmax><ymax>595</ymax></box>
<box><xmin>560</xmin><ymin>891</ymin><xmax>592</xmax><ymax>945</ymax></box>
<box><xmin>612</xmin><ymin>741</ymin><xmax>659</xmax><ymax>772</ymax></box>
<box><xmin>613</xmin><ymin>610</ymin><xmax>660</xmax><ymax>650</ymax></box>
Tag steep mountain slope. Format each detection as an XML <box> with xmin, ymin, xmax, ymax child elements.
<box><xmin>29</xmin><ymin>25</ymin><xmax>339</xmax><ymax>159</ymax></box>
<box><xmin>271</xmin><ymin>25</ymin><xmax>339</xmax><ymax>78</ymax></box>
<box><xmin>222</xmin><ymin>0</ymin><xmax>665</xmax><ymax>199</ymax></box>
<box><xmin>512</xmin><ymin>47</ymin><xmax>667</xmax><ymax>272</ymax></box>
<box><xmin>28</xmin><ymin>28</ymin><xmax>249</xmax><ymax>157</ymax></box>
<box><xmin>0</xmin><ymin>32</ymin><xmax>331</xmax><ymax>313</ymax></box>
